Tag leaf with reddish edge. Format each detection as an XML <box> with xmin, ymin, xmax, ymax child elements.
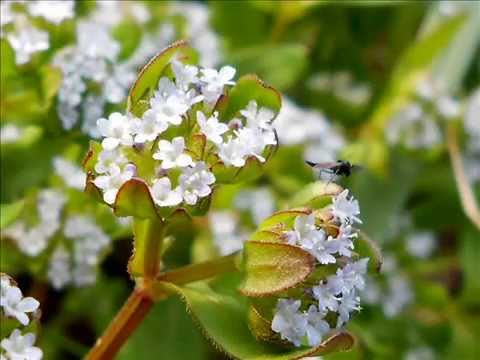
<box><xmin>157</xmin><ymin>281</ymin><xmax>355</xmax><ymax>359</ymax></box>
<box><xmin>165</xmin><ymin>208</ymin><xmax>192</xmax><ymax>234</ymax></box>
<box><xmin>218</xmin><ymin>74</ymin><xmax>282</xmax><ymax>122</ymax></box>
<box><xmin>240</xmin><ymin>241</ymin><xmax>315</xmax><ymax>297</ymax></box>
<box><xmin>249</xmin><ymin>230</ymin><xmax>282</xmax><ymax>243</ymax></box>
<box><xmin>127</xmin><ymin>40</ymin><xmax>198</xmax><ymax>116</ymax></box>
<box><xmin>259</xmin><ymin>208</ymin><xmax>311</xmax><ymax>231</ymax></box>
<box><xmin>84</xmin><ymin>173</ymin><xmax>105</xmax><ymax>204</ymax></box>
<box><xmin>234</xmin><ymin>156</ymin><xmax>264</xmax><ymax>183</ymax></box>
<box><xmin>114</xmin><ymin>178</ymin><xmax>160</xmax><ymax>220</ymax></box>
<box><xmin>184</xmin><ymin>191</ymin><xmax>213</xmax><ymax>216</ymax></box>
<box><xmin>82</xmin><ymin>140</ymin><xmax>102</xmax><ymax>173</ymax></box>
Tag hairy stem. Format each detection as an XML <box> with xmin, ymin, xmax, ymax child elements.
<box><xmin>85</xmin><ymin>289</ymin><xmax>153</xmax><ymax>360</ymax></box>
<box><xmin>447</xmin><ymin>124</ymin><xmax>480</xmax><ymax>229</ymax></box>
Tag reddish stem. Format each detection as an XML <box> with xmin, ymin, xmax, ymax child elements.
<box><xmin>85</xmin><ymin>289</ymin><xmax>153</xmax><ymax>360</ymax></box>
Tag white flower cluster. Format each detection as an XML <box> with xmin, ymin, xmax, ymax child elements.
<box><xmin>53</xmin><ymin>156</ymin><xmax>87</xmax><ymax>191</ymax></box>
<box><xmin>273</xmin><ymin>98</ymin><xmax>345</xmax><ymax>163</ymax></box>
<box><xmin>92</xmin><ymin>61</ymin><xmax>277</xmax><ymax>209</ymax></box>
<box><xmin>272</xmin><ymin>190</ymin><xmax>368</xmax><ymax>347</ymax></box>
<box><xmin>209</xmin><ymin>211</ymin><xmax>249</xmax><ymax>256</ymax></box>
<box><xmin>0</xmin><ymin>1</ymin><xmax>74</xmax><ymax>65</ymax></box>
<box><xmin>234</xmin><ymin>187</ymin><xmax>275</xmax><ymax>226</ymax></box>
<box><xmin>386</xmin><ymin>77</ymin><xmax>461</xmax><ymax>149</ymax></box>
<box><xmin>48</xmin><ymin>215</ymin><xmax>110</xmax><ymax>289</ymax></box>
<box><xmin>1</xmin><ymin>275</ymin><xmax>43</xmax><ymax>360</ymax></box>
<box><xmin>361</xmin><ymin>254</ymin><xmax>413</xmax><ymax>318</ymax></box>
<box><xmin>308</xmin><ymin>71</ymin><xmax>372</xmax><ymax>106</ymax></box>
<box><xmin>4</xmin><ymin>189</ymin><xmax>66</xmax><ymax>257</ymax></box>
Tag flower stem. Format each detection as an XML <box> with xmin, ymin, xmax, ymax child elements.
<box><xmin>447</xmin><ymin>123</ymin><xmax>480</xmax><ymax>229</ymax></box>
<box><xmin>85</xmin><ymin>289</ymin><xmax>153</xmax><ymax>360</ymax></box>
<box><xmin>155</xmin><ymin>253</ymin><xmax>239</xmax><ymax>286</ymax></box>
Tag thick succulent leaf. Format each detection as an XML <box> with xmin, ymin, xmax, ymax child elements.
<box><xmin>114</xmin><ymin>178</ymin><xmax>160</xmax><ymax>220</ymax></box>
<box><xmin>259</xmin><ymin>209</ymin><xmax>311</xmax><ymax>231</ymax></box>
<box><xmin>84</xmin><ymin>174</ymin><xmax>104</xmax><ymax>204</ymax></box>
<box><xmin>127</xmin><ymin>40</ymin><xmax>197</xmax><ymax>115</ymax></box>
<box><xmin>218</xmin><ymin>74</ymin><xmax>282</xmax><ymax>121</ymax></box>
<box><xmin>249</xmin><ymin>230</ymin><xmax>282</xmax><ymax>243</ymax></box>
<box><xmin>240</xmin><ymin>241</ymin><xmax>315</xmax><ymax>296</ymax></box>
<box><xmin>288</xmin><ymin>181</ymin><xmax>343</xmax><ymax>208</ymax></box>
<box><xmin>0</xmin><ymin>200</ymin><xmax>24</xmax><ymax>230</ymax></box>
<box><xmin>158</xmin><ymin>281</ymin><xmax>355</xmax><ymax>360</ymax></box>
<box><xmin>211</xmin><ymin>161</ymin><xmax>238</xmax><ymax>184</ymax></box>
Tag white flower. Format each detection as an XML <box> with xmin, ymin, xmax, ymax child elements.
<box><xmin>304</xmin><ymin>305</ymin><xmax>330</xmax><ymax>347</ymax></box>
<box><xmin>300</xmin><ymin>229</ymin><xmax>338</xmax><ymax>264</ymax></box>
<box><xmin>172</xmin><ymin>60</ymin><xmax>199</xmax><ymax>90</ymax></box>
<box><xmin>197</xmin><ymin>111</ymin><xmax>229</xmax><ymax>144</ymax></box>
<box><xmin>179</xmin><ymin>162</ymin><xmax>215</xmax><ymax>205</ymax></box>
<box><xmin>383</xmin><ymin>274</ymin><xmax>413</xmax><ymax>318</ymax></box>
<box><xmin>331</xmin><ymin>189</ymin><xmax>362</xmax><ymax>224</ymax></box>
<box><xmin>436</xmin><ymin>96</ymin><xmax>461</xmax><ymax>119</ymax></box>
<box><xmin>95</xmin><ymin>149</ymin><xmax>127</xmax><ymax>174</ymax></box>
<box><xmin>405</xmin><ymin>346</ymin><xmax>435</xmax><ymax>360</ymax></box>
<box><xmin>28</xmin><ymin>0</ymin><xmax>75</xmax><ymax>24</ymax></box>
<box><xmin>327</xmin><ymin>258</ymin><xmax>369</xmax><ymax>295</ymax></box>
<box><xmin>240</xmin><ymin>101</ymin><xmax>275</xmax><ymax>130</ymax></box>
<box><xmin>93</xmin><ymin>164</ymin><xmax>136</xmax><ymax>204</ymax></box>
<box><xmin>210</xmin><ymin>211</ymin><xmax>248</xmax><ymax>255</ymax></box>
<box><xmin>200</xmin><ymin>65</ymin><xmax>236</xmax><ymax>103</ymax></box>
<box><xmin>53</xmin><ymin>157</ymin><xmax>86</xmax><ymax>190</ymax></box>
<box><xmin>218</xmin><ymin>137</ymin><xmax>247</xmax><ymax>167</ymax></box>
<box><xmin>76</xmin><ymin>21</ymin><xmax>120</xmax><ymax>61</ymax></box>
<box><xmin>271</xmin><ymin>299</ymin><xmax>307</xmax><ymax>347</ymax></box>
<box><xmin>48</xmin><ymin>246</ymin><xmax>72</xmax><ymax>290</ymax></box>
<box><xmin>153</xmin><ymin>137</ymin><xmax>193</xmax><ymax>169</ymax></box>
<box><xmin>7</xmin><ymin>26</ymin><xmax>49</xmax><ymax>65</ymax></box>
<box><xmin>234</xmin><ymin>188</ymin><xmax>275</xmax><ymax>225</ymax></box>
<box><xmin>284</xmin><ymin>214</ymin><xmax>317</xmax><ymax>245</ymax></box>
<box><xmin>149</xmin><ymin>94</ymin><xmax>189</xmax><ymax>126</ymax></box>
<box><xmin>312</xmin><ymin>283</ymin><xmax>339</xmax><ymax>313</ymax></box>
<box><xmin>336</xmin><ymin>290</ymin><xmax>360</xmax><ymax>327</ymax></box>
<box><xmin>0</xmin><ymin>283</ymin><xmax>39</xmax><ymax>326</ymax></box>
<box><xmin>97</xmin><ymin>112</ymin><xmax>134</xmax><ymax>150</ymax></box>
<box><xmin>236</xmin><ymin>127</ymin><xmax>272</xmax><ymax>162</ymax></box>
<box><xmin>132</xmin><ymin>110</ymin><xmax>168</xmax><ymax>143</ymax></box>
<box><xmin>1</xmin><ymin>329</ymin><xmax>43</xmax><ymax>360</ymax></box>
<box><xmin>37</xmin><ymin>189</ymin><xmax>66</xmax><ymax>225</ymax></box>
<box><xmin>150</xmin><ymin>177</ymin><xmax>182</xmax><ymax>207</ymax></box>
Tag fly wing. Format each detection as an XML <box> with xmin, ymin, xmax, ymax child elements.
<box><xmin>305</xmin><ymin>161</ymin><xmax>338</xmax><ymax>170</ymax></box>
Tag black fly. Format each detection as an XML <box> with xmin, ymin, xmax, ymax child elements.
<box><xmin>305</xmin><ymin>160</ymin><xmax>361</xmax><ymax>183</ymax></box>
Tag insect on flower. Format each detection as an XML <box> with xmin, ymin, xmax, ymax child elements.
<box><xmin>306</xmin><ymin>160</ymin><xmax>362</xmax><ymax>183</ymax></box>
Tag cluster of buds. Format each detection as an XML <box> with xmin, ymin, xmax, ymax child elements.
<box><xmin>84</xmin><ymin>42</ymin><xmax>280</xmax><ymax>220</ymax></box>
<box><xmin>241</xmin><ymin>187</ymin><xmax>374</xmax><ymax>348</ymax></box>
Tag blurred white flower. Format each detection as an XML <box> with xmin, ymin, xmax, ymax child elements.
<box><xmin>48</xmin><ymin>246</ymin><xmax>72</xmax><ymax>290</ymax></box>
<box><xmin>0</xmin><ymin>124</ymin><xmax>23</xmax><ymax>144</ymax></box>
<box><xmin>7</xmin><ymin>26</ymin><xmax>49</xmax><ymax>65</ymax></box>
<box><xmin>53</xmin><ymin>157</ymin><xmax>86</xmax><ymax>191</ymax></box>
<box><xmin>406</xmin><ymin>231</ymin><xmax>436</xmax><ymax>259</ymax></box>
<box><xmin>210</xmin><ymin>211</ymin><xmax>248</xmax><ymax>255</ymax></box>
<box><xmin>1</xmin><ymin>329</ymin><xmax>42</xmax><ymax>360</ymax></box>
<box><xmin>27</xmin><ymin>0</ymin><xmax>75</xmax><ymax>24</ymax></box>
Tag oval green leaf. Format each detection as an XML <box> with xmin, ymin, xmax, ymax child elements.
<box><xmin>114</xmin><ymin>178</ymin><xmax>160</xmax><ymax>220</ymax></box>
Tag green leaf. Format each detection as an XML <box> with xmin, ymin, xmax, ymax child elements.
<box><xmin>40</xmin><ymin>65</ymin><xmax>62</xmax><ymax>103</ymax></box>
<box><xmin>218</xmin><ymin>74</ymin><xmax>282</xmax><ymax>121</ymax></box>
<box><xmin>288</xmin><ymin>181</ymin><xmax>342</xmax><ymax>208</ymax></box>
<box><xmin>259</xmin><ymin>209</ymin><xmax>311</xmax><ymax>231</ymax></box>
<box><xmin>0</xmin><ymin>200</ymin><xmax>24</xmax><ymax>230</ymax></box>
<box><xmin>229</xmin><ymin>44</ymin><xmax>308</xmax><ymax>90</ymax></box>
<box><xmin>159</xmin><ymin>281</ymin><xmax>355</xmax><ymax>359</ymax></box>
<box><xmin>82</xmin><ymin>140</ymin><xmax>102</xmax><ymax>173</ymax></box>
<box><xmin>234</xmin><ymin>156</ymin><xmax>264</xmax><ymax>183</ymax></box>
<box><xmin>0</xmin><ymin>39</ymin><xmax>16</xmax><ymax>78</ymax></box>
<box><xmin>127</xmin><ymin>41</ymin><xmax>197</xmax><ymax>115</ymax></box>
<box><xmin>240</xmin><ymin>241</ymin><xmax>315</xmax><ymax>296</ymax></box>
<box><xmin>460</xmin><ymin>227</ymin><xmax>480</xmax><ymax>305</ymax></box>
<box><xmin>114</xmin><ymin>178</ymin><xmax>160</xmax><ymax>220</ymax></box>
